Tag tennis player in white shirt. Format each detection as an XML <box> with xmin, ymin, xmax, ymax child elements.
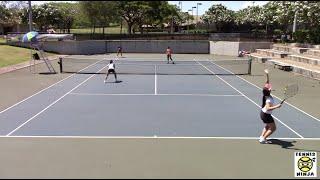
<box><xmin>104</xmin><ymin>60</ymin><xmax>118</xmax><ymax>83</ymax></box>
<box><xmin>259</xmin><ymin>69</ymin><xmax>282</xmax><ymax>144</ymax></box>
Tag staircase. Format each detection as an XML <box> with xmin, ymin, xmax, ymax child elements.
<box><xmin>247</xmin><ymin>43</ymin><xmax>320</xmax><ymax>80</ymax></box>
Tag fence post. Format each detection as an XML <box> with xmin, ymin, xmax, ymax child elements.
<box><xmin>248</xmin><ymin>57</ymin><xmax>252</xmax><ymax>75</ymax></box>
<box><xmin>58</xmin><ymin>57</ymin><xmax>63</xmax><ymax>73</ymax></box>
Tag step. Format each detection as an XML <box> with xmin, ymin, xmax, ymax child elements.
<box><xmin>287</xmin><ymin>43</ymin><xmax>314</xmax><ymax>48</ymax></box>
<box><xmin>268</xmin><ymin>58</ymin><xmax>320</xmax><ymax>80</ymax></box>
<box><xmin>266</xmin><ymin>60</ymin><xmax>293</xmax><ymax>71</ymax></box>
<box><xmin>272</xmin><ymin>45</ymin><xmax>308</xmax><ymax>54</ymax></box>
<box><xmin>289</xmin><ymin>54</ymin><xmax>320</xmax><ymax>66</ymax></box>
<box><xmin>272</xmin><ymin>45</ymin><xmax>291</xmax><ymax>52</ymax></box>
<box><xmin>256</xmin><ymin>49</ymin><xmax>289</xmax><ymax>58</ymax></box>
<box><xmin>246</xmin><ymin>53</ymin><xmax>271</xmax><ymax>63</ymax></box>
<box><xmin>314</xmin><ymin>45</ymin><xmax>320</xmax><ymax>49</ymax></box>
<box><xmin>305</xmin><ymin>49</ymin><xmax>320</xmax><ymax>57</ymax></box>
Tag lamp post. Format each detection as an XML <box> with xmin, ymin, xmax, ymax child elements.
<box><xmin>192</xmin><ymin>6</ymin><xmax>196</xmax><ymax>17</ymax></box>
<box><xmin>292</xmin><ymin>10</ymin><xmax>297</xmax><ymax>41</ymax></box>
<box><xmin>188</xmin><ymin>9</ymin><xmax>192</xmax><ymax>33</ymax></box>
<box><xmin>28</xmin><ymin>0</ymin><xmax>33</xmax><ymax>73</ymax></box>
<box><xmin>293</xmin><ymin>10</ymin><xmax>297</xmax><ymax>33</ymax></box>
<box><xmin>196</xmin><ymin>3</ymin><xmax>202</xmax><ymax>24</ymax></box>
<box><xmin>178</xmin><ymin>1</ymin><xmax>182</xmax><ymax>11</ymax></box>
<box><xmin>28</xmin><ymin>1</ymin><xmax>32</xmax><ymax>31</ymax></box>
<box><xmin>191</xmin><ymin>6</ymin><xmax>196</xmax><ymax>31</ymax></box>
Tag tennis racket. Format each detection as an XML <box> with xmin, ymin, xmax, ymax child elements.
<box><xmin>280</xmin><ymin>83</ymin><xmax>299</xmax><ymax>104</ymax></box>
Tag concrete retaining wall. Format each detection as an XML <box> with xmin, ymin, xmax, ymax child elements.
<box><xmin>7</xmin><ymin>40</ymin><xmax>209</xmax><ymax>54</ymax></box>
<box><xmin>7</xmin><ymin>40</ymin><xmax>271</xmax><ymax>56</ymax></box>
<box><xmin>210</xmin><ymin>41</ymin><xmax>272</xmax><ymax>56</ymax></box>
<box><xmin>106</xmin><ymin>40</ymin><xmax>209</xmax><ymax>54</ymax></box>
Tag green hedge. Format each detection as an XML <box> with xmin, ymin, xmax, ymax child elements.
<box><xmin>293</xmin><ymin>28</ymin><xmax>320</xmax><ymax>44</ymax></box>
<box><xmin>308</xmin><ymin>28</ymin><xmax>320</xmax><ymax>44</ymax></box>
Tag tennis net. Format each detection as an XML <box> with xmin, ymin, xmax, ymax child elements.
<box><xmin>58</xmin><ymin>57</ymin><xmax>252</xmax><ymax>75</ymax></box>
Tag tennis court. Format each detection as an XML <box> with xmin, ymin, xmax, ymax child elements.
<box><xmin>0</xmin><ymin>54</ymin><xmax>320</xmax><ymax>178</ymax></box>
<box><xmin>0</xmin><ymin>55</ymin><xmax>319</xmax><ymax>138</ymax></box>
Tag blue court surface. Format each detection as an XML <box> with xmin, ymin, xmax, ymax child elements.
<box><xmin>0</xmin><ymin>59</ymin><xmax>320</xmax><ymax>139</ymax></box>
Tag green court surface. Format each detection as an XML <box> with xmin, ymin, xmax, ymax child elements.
<box><xmin>0</xmin><ymin>137</ymin><xmax>319</xmax><ymax>178</ymax></box>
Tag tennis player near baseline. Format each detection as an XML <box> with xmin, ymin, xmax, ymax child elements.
<box><xmin>166</xmin><ymin>46</ymin><xmax>175</xmax><ymax>64</ymax></box>
<box><xmin>259</xmin><ymin>69</ymin><xmax>282</xmax><ymax>144</ymax></box>
<box><xmin>104</xmin><ymin>60</ymin><xmax>118</xmax><ymax>83</ymax></box>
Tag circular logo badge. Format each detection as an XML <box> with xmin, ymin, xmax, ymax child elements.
<box><xmin>298</xmin><ymin>156</ymin><xmax>313</xmax><ymax>172</ymax></box>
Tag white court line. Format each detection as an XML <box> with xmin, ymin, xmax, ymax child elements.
<box><xmin>0</xmin><ymin>59</ymin><xmax>105</xmax><ymax>115</ymax></box>
<box><xmin>116</xmin><ymin>63</ymin><xmax>200</xmax><ymax>66</ymax></box>
<box><xmin>6</xmin><ymin>65</ymin><xmax>108</xmax><ymax>136</ymax></box>
<box><xmin>0</xmin><ymin>136</ymin><xmax>319</xmax><ymax>140</ymax></box>
<box><xmin>113</xmin><ymin>58</ymin><xmax>206</xmax><ymax>60</ymax></box>
<box><xmin>210</xmin><ymin>60</ymin><xmax>320</xmax><ymax>123</ymax></box>
<box><xmin>69</xmin><ymin>92</ymin><xmax>243</xmax><ymax>97</ymax></box>
<box><xmin>154</xmin><ymin>65</ymin><xmax>157</xmax><ymax>95</ymax></box>
<box><xmin>195</xmin><ymin>60</ymin><xmax>304</xmax><ymax>139</ymax></box>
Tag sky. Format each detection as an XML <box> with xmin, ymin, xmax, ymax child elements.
<box><xmin>31</xmin><ymin>1</ymin><xmax>269</xmax><ymax>16</ymax></box>
<box><xmin>168</xmin><ymin>1</ymin><xmax>269</xmax><ymax>15</ymax></box>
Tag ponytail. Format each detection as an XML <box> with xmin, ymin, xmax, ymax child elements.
<box><xmin>262</xmin><ymin>87</ymin><xmax>271</xmax><ymax>108</ymax></box>
<box><xmin>262</xmin><ymin>95</ymin><xmax>266</xmax><ymax>108</ymax></box>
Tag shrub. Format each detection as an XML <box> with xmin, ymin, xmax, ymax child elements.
<box><xmin>293</xmin><ymin>30</ymin><xmax>309</xmax><ymax>43</ymax></box>
<box><xmin>308</xmin><ymin>28</ymin><xmax>320</xmax><ymax>44</ymax></box>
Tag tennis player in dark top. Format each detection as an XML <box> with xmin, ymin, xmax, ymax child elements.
<box><xmin>117</xmin><ymin>46</ymin><xmax>123</xmax><ymax>57</ymax></box>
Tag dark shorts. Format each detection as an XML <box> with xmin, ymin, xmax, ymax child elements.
<box><xmin>260</xmin><ymin>111</ymin><xmax>274</xmax><ymax>124</ymax></box>
<box><xmin>108</xmin><ymin>69</ymin><xmax>115</xmax><ymax>73</ymax></box>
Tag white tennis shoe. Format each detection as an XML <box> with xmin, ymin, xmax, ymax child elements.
<box><xmin>259</xmin><ymin>137</ymin><xmax>272</xmax><ymax>144</ymax></box>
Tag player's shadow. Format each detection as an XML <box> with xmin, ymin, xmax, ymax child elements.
<box><xmin>269</xmin><ymin>139</ymin><xmax>296</xmax><ymax>148</ymax></box>
<box><xmin>39</xmin><ymin>72</ymin><xmax>57</xmax><ymax>75</ymax></box>
<box><xmin>105</xmin><ymin>80</ymin><xmax>122</xmax><ymax>83</ymax></box>
<box><xmin>269</xmin><ymin>139</ymin><xmax>320</xmax><ymax>152</ymax></box>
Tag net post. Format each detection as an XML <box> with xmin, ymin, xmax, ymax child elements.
<box><xmin>58</xmin><ymin>57</ymin><xmax>63</xmax><ymax>73</ymax></box>
<box><xmin>248</xmin><ymin>57</ymin><xmax>252</xmax><ymax>75</ymax></box>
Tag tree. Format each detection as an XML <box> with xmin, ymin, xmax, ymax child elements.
<box><xmin>21</xmin><ymin>3</ymin><xmax>62</xmax><ymax>31</ymax></box>
<box><xmin>270</xmin><ymin>1</ymin><xmax>296</xmax><ymax>33</ymax></box>
<box><xmin>260</xmin><ymin>2</ymin><xmax>278</xmax><ymax>33</ymax></box>
<box><xmin>79</xmin><ymin>1</ymin><xmax>99</xmax><ymax>35</ymax></box>
<box><xmin>295</xmin><ymin>1</ymin><xmax>320</xmax><ymax>29</ymax></box>
<box><xmin>117</xmin><ymin>1</ymin><xmax>151</xmax><ymax>34</ymax></box>
<box><xmin>0</xmin><ymin>1</ymin><xmax>23</xmax><ymax>27</ymax></box>
<box><xmin>202</xmin><ymin>4</ymin><xmax>235</xmax><ymax>32</ymax></box>
<box><xmin>47</xmin><ymin>2</ymin><xmax>78</xmax><ymax>33</ymax></box>
<box><xmin>235</xmin><ymin>6</ymin><xmax>263</xmax><ymax>33</ymax></box>
<box><xmin>160</xmin><ymin>3</ymin><xmax>180</xmax><ymax>33</ymax></box>
<box><xmin>80</xmin><ymin>1</ymin><xmax>120</xmax><ymax>35</ymax></box>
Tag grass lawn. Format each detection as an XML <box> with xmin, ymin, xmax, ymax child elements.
<box><xmin>0</xmin><ymin>37</ymin><xmax>6</xmax><ymax>43</ymax></box>
<box><xmin>0</xmin><ymin>45</ymin><xmax>57</xmax><ymax>68</ymax></box>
